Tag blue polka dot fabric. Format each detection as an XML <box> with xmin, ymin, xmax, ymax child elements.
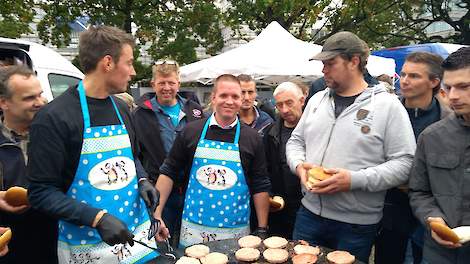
<box><xmin>179</xmin><ymin>118</ymin><xmax>251</xmax><ymax>247</ymax></box>
<box><xmin>57</xmin><ymin>82</ymin><xmax>157</xmax><ymax>263</ymax></box>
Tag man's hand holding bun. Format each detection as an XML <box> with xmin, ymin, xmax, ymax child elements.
<box><xmin>311</xmin><ymin>168</ymin><xmax>351</xmax><ymax>194</ymax></box>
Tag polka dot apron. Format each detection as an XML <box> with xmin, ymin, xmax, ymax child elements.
<box><xmin>179</xmin><ymin>118</ymin><xmax>250</xmax><ymax>247</ymax></box>
<box><xmin>57</xmin><ymin>81</ymin><xmax>158</xmax><ymax>264</ymax></box>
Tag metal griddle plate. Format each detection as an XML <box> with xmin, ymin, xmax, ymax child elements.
<box><xmin>149</xmin><ymin>238</ymin><xmax>365</xmax><ymax>264</ymax></box>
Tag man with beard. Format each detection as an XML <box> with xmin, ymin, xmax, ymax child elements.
<box><xmin>286</xmin><ymin>31</ymin><xmax>416</xmax><ymax>263</ymax></box>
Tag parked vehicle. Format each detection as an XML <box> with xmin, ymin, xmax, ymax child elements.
<box><xmin>0</xmin><ymin>37</ymin><xmax>83</xmax><ymax>102</ymax></box>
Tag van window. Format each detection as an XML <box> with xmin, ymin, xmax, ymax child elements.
<box><xmin>48</xmin><ymin>73</ymin><xmax>80</xmax><ymax>98</ymax></box>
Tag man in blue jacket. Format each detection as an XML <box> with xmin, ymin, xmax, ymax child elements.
<box><xmin>133</xmin><ymin>60</ymin><xmax>204</xmax><ymax>247</ymax></box>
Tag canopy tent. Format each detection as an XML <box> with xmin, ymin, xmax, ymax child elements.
<box><xmin>180</xmin><ymin>21</ymin><xmax>396</xmax><ymax>86</ymax></box>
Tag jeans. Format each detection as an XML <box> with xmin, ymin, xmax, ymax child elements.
<box><xmin>404</xmin><ymin>224</ymin><xmax>427</xmax><ymax>264</ymax></box>
<box><xmin>293</xmin><ymin>205</ymin><xmax>378</xmax><ymax>263</ymax></box>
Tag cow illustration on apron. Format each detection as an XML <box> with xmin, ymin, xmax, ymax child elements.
<box><xmin>57</xmin><ymin>81</ymin><xmax>158</xmax><ymax>263</ymax></box>
<box><xmin>179</xmin><ymin>118</ymin><xmax>251</xmax><ymax>247</ymax></box>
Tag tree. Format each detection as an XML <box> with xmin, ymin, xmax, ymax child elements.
<box><xmin>225</xmin><ymin>0</ymin><xmax>329</xmax><ymax>41</ymax></box>
<box><xmin>37</xmin><ymin>0</ymin><xmax>224</xmax><ymax>65</ymax></box>
<box><xmin>316</xmin><ymin>0</ymin><xmax>424</xmax><ymax>48</ymax></box>
<box><xmin>402</xmin><ymin>0</ymin><xmax>470</xmax><ymax>44</ymax></box>
<box><xmin>0</xmin><ymin>0</ymin><xmax>35</xmax><ymax>38</ymax></box>
<box><xmin>224</xmin><ymin>0</ymin><xmax>468</xmax><ymax>48</ymax></box>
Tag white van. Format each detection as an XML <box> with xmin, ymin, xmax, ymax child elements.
<box><xmin>0</xmin><ymin>37</ymin><xmax>84</xmax><ymax>102</ymax></box>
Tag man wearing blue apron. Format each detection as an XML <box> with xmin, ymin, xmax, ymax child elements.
<box><xmin>154</xmin><ymin>74</ymin><xmax>271</xmax><ymax>247</ymax></box>
<box><xmin>27</xmin><ymin>26</ymin><xmax>159</xmax><ymax>263</ymax></box>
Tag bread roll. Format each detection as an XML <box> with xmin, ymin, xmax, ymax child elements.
<box><xmin>200</xmin><ymin>252</ymin><xmax>228</xmax><ymax>264</ymax></box>
<box><xmin>185</xmin><ymin>244</ymin><xmax>210</xmax><ymax>258</ymax></box>
<box><xmin>270</xmin><ymin>196</ymin><xmax>285</xmax><ymax>210</ymax></box>
<box><xmin>238</xmin><ymin>235</ymin><xmax>262</xmax><ymax>248</ymax></box>
<box><xmin>308</xmin><ymin>167</ymin><xmax>332</xmax><ymax>182</ymax></box>
<box><xmin>0</xmin><ymin>228</ymin><xmax>12</xmax><ymax>251</ymax></box>
<box><xmin>262</xmin><ymin>248</ymin><xmax>289</xmax><ymax>264</ymax></box>
<box><xmin>5</xmin><ymin>186</ymin><xmax>28</xmax><ymax>207</ymax></box>
<box><xmin>292</xmin><ymin>253</ymin><xmax>318</xmax><ymax>264</ymax></box>
<box><xmin>293</xmin><ymin>244</ymin><xmax>320</xmax><ymax>255</ymax></box>
<box><xmin>263</xmin><ymin>236</ymin><xmax>288</xmax><ymax>249</ymax></box>
<box><xmin>235</xmin><ymin>247</ymin><xmax>260</xmax><ymax>262</ymax></box>
<box><xmin>429</xmin><ymin>222</ymin><xmax>460</xmax><ymax>244</ymax></box>
<box><xmin>452</xmin><ymin>226</ymin><xmax>470</xmax><ymax>243</ymax></box>
<box><xmin>326</xmin><ymin>250</ymin><xmax>355</xmax><ymax>264</ymax></box>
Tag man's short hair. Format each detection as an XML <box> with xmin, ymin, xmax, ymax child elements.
<box><xmin>79</xmin><ymin>26</ymin><xmax>135</xmax><ymax>74</ymax></box>
<box><xmin>273</xmin><ymin>82</ymin><xmax>304</xmax><ymax>99</ymax></box>
<box><xmin>237</xmin><ymin>74</ymin><xmax>254</xmax><ymax>83</ymax></box>
<box><xmin>213</xmin><ymin>74</ymin><xmax>241</xmax><ymax>93</ymax></box>
<box><xmin>152</xmin><ymin>59</ymin><xmax>180</xmax><ymax>81</ymax></box>
<box><xmin>442</xmin><ymin>47</ymin><xmax>470</xmax><ymax>71</ymax></box>
<box><xmin>0</xmin><ymin>65</ymin><xmax>34</xmax><ymax>99</ymax></box>
<box><xmin>405</xmin><ymin>52</ymin><xmax>444</xmax><ymax>94</ymax></box>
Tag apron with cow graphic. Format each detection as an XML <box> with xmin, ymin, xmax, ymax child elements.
<box><xmin>179</xmin><ymin>118</ymin><xmax>251</xmax><ymax>247</ymax></box>
<box><xmin>57</xmin><ymin>81</ymin><xmax>158</xmax><ymax>264</ymax></box>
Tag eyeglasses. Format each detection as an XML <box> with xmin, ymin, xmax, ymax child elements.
<box><xmin>154</xmin><ymin>60</ymin><xmax>178</xmax><ymax>66</ymax></box>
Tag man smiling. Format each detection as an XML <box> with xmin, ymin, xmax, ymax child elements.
<box><xmin>154</xmin><ymin>74</ymin><xmax>270</xmax><ymax>247</ymax></box>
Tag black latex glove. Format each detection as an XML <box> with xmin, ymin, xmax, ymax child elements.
<box><xmin>138</xmin><ymin>179</ymin><xmax>160</xmax><ymax>211</ymax></box>
<box><xmin>252</xmin><ymin>227</ymin><xmax>269</xmax><ymax>240</ymax></box>
<box><xmin>96</xmin><ymin>213</ymin><xmax>134</xmax><ymax>246</ymax></box>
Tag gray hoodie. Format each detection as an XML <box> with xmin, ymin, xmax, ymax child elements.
<box><xmin>286</xmin><ymin>83</ymin><xmax>416</xmax><ymax>225</ymax></box>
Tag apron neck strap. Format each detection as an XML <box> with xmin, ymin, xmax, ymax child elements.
<box><xmin>201</xmin><ymin>117</ymin><xmax>240</xmax><ymax>144</ymax></box>
<box><xmin>77</xmin><ymin>81</ymin><xmax>125</xmax><ymax>128</ymax></box>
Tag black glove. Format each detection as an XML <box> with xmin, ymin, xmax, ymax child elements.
<box><xmin>96</xmin><ymin>213</ymin><xmax>134</xmax><ymax>246</ymax></box>
<box><xmin>252</xmin><ymin>226</ymin><xmax>269</xmax><ymax>240</ymax></box>
<box><xmin>138</xmin><ymin>179</ymin><xmax>160</xmax><ymax>211</ymax></box>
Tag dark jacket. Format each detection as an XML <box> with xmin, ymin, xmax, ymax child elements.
<box><xmin>382</xmin><ymin>96</ymin><xmax>451</xmax><ymax>233</ymax></box>
<box><xmin>409</xmin><ymin>113</ymin><xmax>470</xmax><ymax>264</ymax></box>
<box><xmin>249</xmin><ymin>106</ymin><xmax>273</xmax><ymax>137</ymax></box>
<box><xmin>264</xmin><ymin>117</ymin><xmax>302</xmax><ymax>238</ymax></box>
<box><xmin>0</xmin><ymin>127</ymin><xmax>58</xmax><ymax>264</ymax></box>
<box><xmin>264</xmin><ymin>118</ymin><xmax>301</xmax><ymax>203</ymax></box>
<box><xmin>133</xmin><ymin>92</ymin><xmax>204</xmax><ymax>184</ymax></box>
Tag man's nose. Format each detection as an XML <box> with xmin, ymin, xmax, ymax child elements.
<box><xmin>36</xmin><ymin>96</ymin><xmax>46</xmax><ymax>107</ymax></box>
<box><xmin>447</xmin><ymin>87</ymin><xmax>459</xmax><ymax>100</ymax></box>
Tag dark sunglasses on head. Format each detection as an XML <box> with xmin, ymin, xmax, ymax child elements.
<box><xmin>154</xmin><ymin>60</ymin><xmax>177</xmax><ymax>66</ymax></box>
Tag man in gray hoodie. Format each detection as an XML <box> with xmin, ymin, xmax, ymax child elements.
<box><xmin>286</xmin><ymin>31</ymin><xmax>416</xmax><ymax>263</ymax></box>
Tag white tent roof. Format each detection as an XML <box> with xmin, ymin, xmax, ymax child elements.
<box><xmin>180</xmin><ymin>22</ymin><xmax>396</xmax><ymax>85</ymax></box>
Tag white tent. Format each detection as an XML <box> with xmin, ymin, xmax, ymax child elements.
<box><xmin>180</xmin><ymin>21</ymin><xmax>396</xmax><ymax>86</ymax></box>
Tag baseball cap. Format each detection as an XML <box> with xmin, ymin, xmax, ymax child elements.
<box><xmin>310</xmin><ymin>31</ymin><xmax>367</xmax><ymax>61</ymax></box>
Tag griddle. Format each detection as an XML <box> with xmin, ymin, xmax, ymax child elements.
<box><xmin>147</xmin><ymin>238</ymin><xmax>366</xmax><ymax>264</ymax></box>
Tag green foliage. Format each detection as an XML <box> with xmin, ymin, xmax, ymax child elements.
<box><xmin>0</xmin><ymin>0</ymin><xmax>35</xmax><ymax>38</ymax></box>
<box><xmin>225</xmin><ymin>0</ymin><xmax>328</xmax><ymax>40</ymax></box>
<box><xmin>225</xmin><ymin>0</ymin><xmax>468</xmax><ymax>48</ymax></box>
<box><xmin>37</xmin><ymin>0</ymin><xmax>224</xmax><ymax>65</ymax></box>
<box><xmin>318</xmin><ymin>0</ymin><xmax>424</xmax><ymax>49</ymax></box>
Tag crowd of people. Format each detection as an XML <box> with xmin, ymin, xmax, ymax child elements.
<box><xmin>0</xmin><ymin>25</ymin><xmax>468</xmax><ymax>264</ymax></box>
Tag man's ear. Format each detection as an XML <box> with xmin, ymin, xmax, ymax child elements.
<box><xmin>0</xmin><ymin>96</ymin><xmax>8</xmax><ymax>111</ymax></box>
<box><xmin>300</xmin><ymin>96</ymin><xmax>305</xmax><ymax>107</ymax></box>
<box><xmin>430</xmin><ymin>78</ymin><xmax>441</xmax><ymax>91</ymax></box>
<box><xmin>350</xmin><ymin>56</ymin><xmax>361</xmax><ymax>70</ymax></box>
<box><xmin>99</xmin><ymin>55</ymin><xmax>114</xmax><ymax>72</ymax></box>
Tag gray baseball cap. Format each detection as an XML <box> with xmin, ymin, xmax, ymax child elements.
<box><xmin>310</xmin><ymin>31</ymin><xmax>367</xmax><ymax>61</ymax></box>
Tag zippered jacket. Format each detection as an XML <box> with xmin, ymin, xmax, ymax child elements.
<box><xmin>286</xmin><ymin>83</ymin><xmax>416</xmax><ymax>225</ymax></box>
